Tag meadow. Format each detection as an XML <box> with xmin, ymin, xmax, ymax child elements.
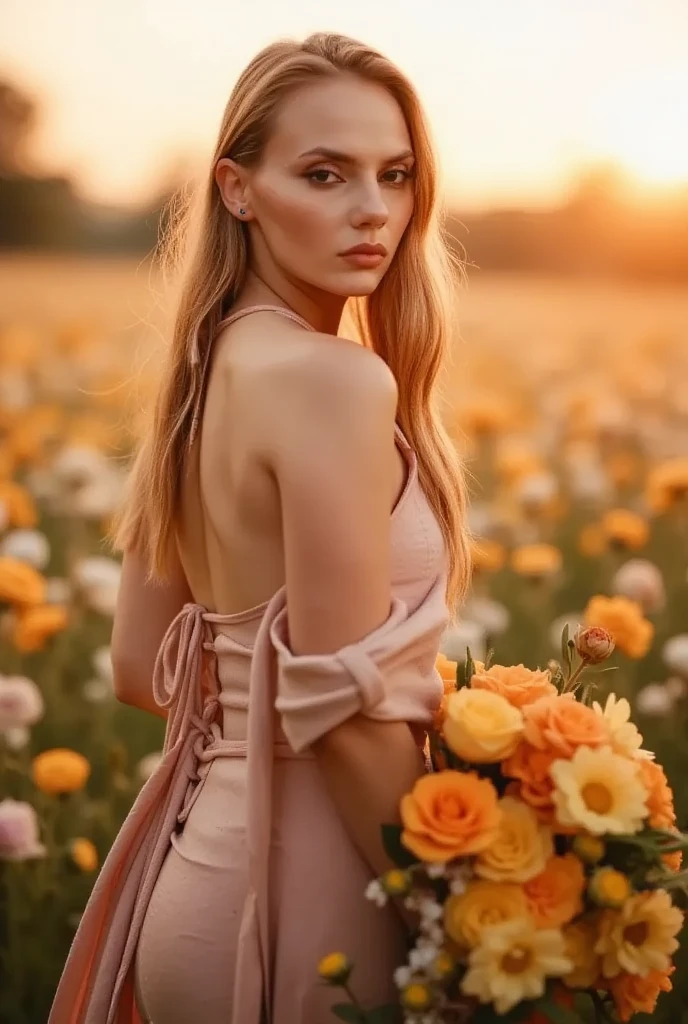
<box><xmin>0</xmin><ymin>256</ymin><xmax>687</xmax><ymax>1022</ymax></box>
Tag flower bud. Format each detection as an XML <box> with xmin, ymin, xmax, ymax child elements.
<box><xmin>574</xmin><ymin>625</ymin><xmax>615</xmax><ymax>664</ymax></box>
<box><xmin>401</xmin><ymin>982</ymin><xmax>434</xmax><ymax>1012</ymax></box>
<box><xmin>588</xmin><ymin>866</ymin><xmax>631</xmax><ymax>908</ymax></box>
<box><xmin>572</xmin><ymin>834</ymin><xmax>605</xmax><ymax>866</ymax></box>
<box><xmin>317</xmin><ymin>952</ymin><xmax>352</xmax><ymax>985</ymax></box>
<box><xmin>380</xmin><ymin>868</ymin><xmax>412</xmax><ymax>898</ymax></box>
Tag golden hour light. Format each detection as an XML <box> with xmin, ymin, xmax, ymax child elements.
<box><xmin>587</xmin><ymin>68</ymin><xmax>688</xmax><ymax>192</ymax></box>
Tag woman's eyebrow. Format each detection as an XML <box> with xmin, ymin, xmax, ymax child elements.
<box><xmin>297</xmin><ymin>146</ymin><xmax>415</xmax><ymax>164</ymax></box>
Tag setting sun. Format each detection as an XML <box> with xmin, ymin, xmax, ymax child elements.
<box><xmin>589</xmin><ymin>68</ymin><xmax>688</xmax><ymax>190</ymax></box>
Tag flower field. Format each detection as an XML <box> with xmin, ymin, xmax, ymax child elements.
<box><xmin>0</xmin><ymin>258</ymin><xmax>687</xmax><ymax>1022</ymax></box>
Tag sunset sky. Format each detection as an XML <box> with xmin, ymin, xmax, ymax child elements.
<box><xmin>1</xmin><ymin>0</ymin><xmax>687</xmax><ymax>211</ymax></box>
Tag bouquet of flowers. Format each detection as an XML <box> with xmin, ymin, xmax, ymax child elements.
<box><xmin>318</xmin><ymin>625</ymin><xmax>688</xmax><ymax>1023</ymax></box>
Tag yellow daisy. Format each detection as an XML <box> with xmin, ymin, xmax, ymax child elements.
<box><xmin>596</xmin><ymin>890</ymin><xmax>683</xmax><ymax>978</ymax></box>
<box><xmin>550</xmin><ymin>746</ymin><xmax>648</xmax><ymax>835</ymax></box>
<box><xmin>592</xmin><ymin>694</ymin><xmax>653</xmax><ymax>761</ymax></box>
<box><xmin>461</xmin><ymin>918</ymin><xmax>572</xmax><ymax>1014</ymax></box>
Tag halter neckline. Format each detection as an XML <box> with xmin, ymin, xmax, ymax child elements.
<box><xmin>189</xmin><ymin>305</ymin><xmax>315</xmax><ymax>446</ymax></box>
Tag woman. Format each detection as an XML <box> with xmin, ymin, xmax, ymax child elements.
<box><xmin>50</xmin><ymin>31</ymin><xmax>472</xmax><ymax>1024</ymax></box>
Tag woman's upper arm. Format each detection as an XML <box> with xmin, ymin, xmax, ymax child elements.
<box><xmin>110</xmin><ymin>541</ymin><xmax>192</xmax><ymax>700</ymax></box>
<box><xmin>271</xmin><ymin>345</ymin><xmax>399</xmax><ymax>659</ymax></box>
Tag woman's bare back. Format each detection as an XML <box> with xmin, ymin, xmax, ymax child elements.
<box><xmin>176</xmin><ymin>307</ymin><xmax>409</xmax><ymax>616</ymax></box>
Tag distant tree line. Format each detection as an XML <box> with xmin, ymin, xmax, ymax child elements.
<box><xmin>2</xmin><ymin>77</ymin><xmax>688</xmax><ymax>282</ymax></box>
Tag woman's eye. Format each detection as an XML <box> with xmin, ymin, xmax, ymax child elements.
<box><xmin>382</xmin><ymin>168</ymin><xmax>413</xmax><ymax>185</ymax></box>
<box><xmin>306</xmin><ymin>169</ymin><xmax>340</xmax><ymax>184</ymax></box>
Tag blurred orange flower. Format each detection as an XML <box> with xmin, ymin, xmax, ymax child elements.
<box><xmin>638</xmin><ymin>759</ymin><xmax>675</xmax><ymax>828</ymax></box>
<box><xmin>0</xmin><ymin>557</ymin><xmax>46</xmax><ymax>607</ymax></box>
<box><xmin>13</xmin><ymin>604</ymin><xmax>69</xmax><ymax>652</ymax></box>
<box><xmin>0</xmin><ymin>482</ymin><xmax>38</xmax><ymax>528</ymax></box>
<box><xmin>510</xmin><ymin>544</ymin><xmax>562</xmax><ymax>579</ymax></box>
<box><xmin>601</xmin><ymin>509</ymin><xmax>650</xmax><ymax>550</ymax></box>
<box><xmin>32</xmin><ymin>749</ymin><xmax>90</xmax><ymax>796</ymax></box>
<box><xmin>470</xmin><ymin>538</ymin><xmax>507</xmax><ymax>574</ymax></box>
<box><xmin>583</xmin><ymin>595</ymin><xmax>654</xmax><ymax>659</ymax></box>
<box><xmin>646</xmin><ymin>457</ymin><xmax>688</xmax><ymax>514</ymax></box>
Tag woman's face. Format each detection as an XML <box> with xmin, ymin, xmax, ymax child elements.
<box><xmin>222</xmin><ymin>75</ymin><xmax>416</xmax><ymax>298</ymax></box>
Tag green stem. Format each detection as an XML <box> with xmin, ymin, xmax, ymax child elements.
<box><xmin>342</xmin><ymin>981</ymin><xmax>373</xmax><ymax>1022</ymax></box>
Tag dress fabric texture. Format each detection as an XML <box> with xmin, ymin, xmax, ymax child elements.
<box><xmin>48</xmin><ymin>306</ymin><xmax>451</xmax><ymax>1024</ymax></box>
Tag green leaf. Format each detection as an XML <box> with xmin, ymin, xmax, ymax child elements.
<box><xmin>561</xmin><ymin>623</ymin><xmax>572</xmax><ymax>669</ymax></box>
<box><xmin>485</xmin><ymin>647</ymin><xmax>495</xmax><ymax>670</ymax></box>
<box><xmin>367</xmin><ymin>1005</ymin><xmax>404</xmax><ymax>1024</ymax></box>
<box><xmin>465</xmin><ymin>647</ymin><xmax>476</xmax><ymax>686</ymax></box>
<box><xmin>530</xmin><ymin>997</ymin><xmax>581</xmax><ymax>1024</ymax></box>
<box><xmin>332</xmin><ymin>1005</ymin><xmax>365</xmax><ymax>1023</ymax></box>
<box><xmin>380</xmin><ymin>824</ymin><xmax>419</xmax><ymax>868</ymax></box>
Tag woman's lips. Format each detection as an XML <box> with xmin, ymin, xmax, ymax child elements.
<box><xmin>339</xmin><ymin>252</ymin><xmax>385</xmax><ymax>268</ymax></box>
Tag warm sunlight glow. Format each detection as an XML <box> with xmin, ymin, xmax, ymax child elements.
<box><xmin>589</xmin><ymin>68</ymin><xmax>688</xmax><ymax>189</ymax></box>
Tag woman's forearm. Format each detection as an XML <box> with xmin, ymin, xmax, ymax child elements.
<box><xmin>312</xmin><ymin>714</ymin><xmax>426</xmax><ymax>883</ymax></box>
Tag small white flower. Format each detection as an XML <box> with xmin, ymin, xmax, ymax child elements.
<box><xmin>409</xmin><ymin>945</ymin><xmax>436</xmax><ymax>971</ymax></box>
<box><xmin>440</xmin><ymin>619</ymin><xmax>487</xmax><ymax>663</ymax></box>
<box><xmin>365</xmin><ymin>879</ymin><xmax>388</xmax><ymax>907</ymax></box>
<box><xmin>394</xmin><ymin>965</ymin><xmax>412</xmax><ymax>988</ymax></box>
<box><xmin>418</xmin><ymin>898</ymin><xmax>443</xmax><ymax>923</ymax></box>
<box><xmin>425</xmin><ymin>862</ymin><xmax>446</xmax><ymax>879</ymax></box>
<box><xmin>662</xmin><ymin>635</ymin><xmax>688</xmax><ymax>678</ymax></box>
<box><xmin>666</xmin><ymin>676</ymin><xmax>687</xmax><ymax>700</ymax></box>
<box><xmin>92</xmin><ymin>646</ymin><xmax>113</xmax><ymax>684</ymax></box>
<box><xmin>137</xmin><ymin>751</ymin><xmax>163</xmax><ymax>782</ymax></box>
<box><xmin>45</xmin><ymin>577</ymin><xmax>72</xmax><ymax>605</ymax></box>
<box><xmin>3</xmin><ymin>726</ymin><xmax>29</xmax><ymax>750</ymax></box>
<box><xmin>82</xmin><ymin>678</ymin><xmax>112</xmax><ymax>703</ymax></box>
<box><xmin>635</xmin><ymin>682</ymin><xmax>675</xmax><ymax>717</ymax></box>
<box><xmin>0</xmin><ymin>675</ymin><xmax>44</xmax><ymax>732</ymax></box>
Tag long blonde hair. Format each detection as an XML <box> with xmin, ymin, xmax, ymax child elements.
<box><xmin>110</xmin><ymin>32</ymin><xmax>473</xmax><ymax>621</ymax></box>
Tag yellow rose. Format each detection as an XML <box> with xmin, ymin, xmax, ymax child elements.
<box><xmin>32</xmin><ymin>749</ymin><xmax>90</xmax><ymax>795</ymax></box>
<box><xmin>444</xmin><ymin>880</ymin><xmax>530</xmax><ymax>947</ymax></box>
<box><xmin>475</xmin><ymin>796</ymin><xmax>553</xmax><ymax>883</ymax></box>
<box><xmin>443</xmin><ymin>688</ymin><xmax>524</xmax><ymax>763</ymax></box>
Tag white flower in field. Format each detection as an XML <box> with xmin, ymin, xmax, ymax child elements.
<box><xmin>45</xmin><ymin>577</ymin><xmax>73</xmax><ymax>605</ymax></box>
<box><xmin>409</xmin><ymin>945</ymin><xmax>437</xmax><ymax>971</ymax></box>
<box><xmin>137</xmin><ymin>751</ymin><xmax>163</xmax><ymax>782</ymax></box>
<box><xmin>662</xmin><ymin>635</ymin><xmax>688</xmax><ymax>678</ymax></box>
<box><xmin>635</xmin><ymin>683</ymin><xmax>675</xmax><ymax>717</ymax></box>
<box><xmin>516</xmin><ymin>471</ymin><xmax>559</xmax><ymax>509</ymax></box>
<box><xmin>0</xmin><ymin>675</ymin><xmax>44</xmax><ymax>733</ymax></box>
<box><xmin>4</xmin><ymin>727</ymin><xmax>29</xmax><ymax>749</ymax></box>
<box><xmin>52</xmin><ymin>445</ymin><xmax>108</xmax><ymax>488</ymax></box>
<box><xmin>462</xmin><ymin>595</ymin><xmax>510</xmax><ymax>636</ymax></box>
<box><xmin>92</xmin><ymin>646</ymin><xmax>113</xmax><ymax>684</ymax></box>
<box><xmin>23</xmin><ymin>467</ymin><xmax>60</xmax><ymax>503</ymax></box>
<box><xmin>0</xmin><ymin>529</ymin><xmax>51</xmax><ymax>570</ymax></box>
<box><xmin>71</xmin><ymin>472</ymin><xmax>121</xmax><ymax>518</ymax></box>
<box><xmin>567</xmin><ymin>458</ymin><xmax>613</xmax><ymax>504</ymax></box>
<box><xmin>365</xmin><ymin>879</ymin><xmax>388</xmax><ymax>907</ymax></box>
<box><xmin>82</xmin><ymin>678</ymin><xmax>112</xmax><ymax>703</ymax></box>
<box><xmin>73</xmin><ymin>556</ymin><xmax>121</xmax><ymax>616</ymax></box>
<box><xmin>440</xmin><ymin>619</ymin><xmax>486</xmax><ymax>664</ymax></box>
<box><xmin>612</xmin><ymin>559</ymin><xmax>666</xmax><ymax>615</ymax></box>
<box><xmin>0</xmin><ymin>799</ymin><xmax>46</xmax><ymax>860</ymax></box>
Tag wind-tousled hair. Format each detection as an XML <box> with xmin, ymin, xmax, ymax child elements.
<box><xmin>110</xmin><ymin>31</ymin><xmax>473</xmax><ymax>620</ymax></box>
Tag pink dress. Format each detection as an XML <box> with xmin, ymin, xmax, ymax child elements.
<box><xmin>49</xmin><ymin>306</ymin><xmax>451</xmax><ymax>1024</ymax></box>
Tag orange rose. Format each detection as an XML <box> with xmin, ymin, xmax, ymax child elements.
<box><xmin>524</xmin><ymin>853</ymin><xmax>585</xmax><ymax>928</ymax></box>
<box><xmin>503</xmin><ymin>743</ymin><xmax>558</xmax><ymax>825</ymax></box>
<box><xmin>609</xmin><ymin>967</ymin><xmax>674</xmax><ymax>1022</ymax></box>
<box><xmin>470</xmin><ymin>663</ymin><xmax>557</xmax><ymax>708</ymax></box>
<box><xmin>663</xmin><ymin>849</ymin><xmax>683</xmax><ymax>872</ymax></box>
<box><xmin>522</xmin><ymin>694</ymin><xmax>609</xmax><ymax>757</ymax></box>
<box><xmin>638</xmin><ymin>759</ymin><xmax>675</xmax><ymax>827</ymax></box>
<box><xmin>400</xmin><ymin>771</ymin><xmax>502</xmax><ymax>863</ymax></box>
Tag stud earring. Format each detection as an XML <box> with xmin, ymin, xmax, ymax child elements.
<box><xmin>238</xmin><ymin>208</ymin><xmax>246</xmax><ymax>216</ymax></box>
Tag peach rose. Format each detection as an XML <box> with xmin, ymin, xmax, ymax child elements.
<box><xmin>474</xmin><ymin>795</ymin><xmax>553</xmax><ymax>883</ymax></box>
<box><xmin>522</xmin><ymin>694</ymin><xmax>610</xmax><ymax>757</ymax></box>
<box><xmin>435</xmin><ymin>653</ymin><xmax>459</xmax><ymax>694</ymax></box>
<box><xmin>470</xmin><ymin>663</ymin><xmax>557</xmax><ymax>708</ymax></box>
<box><xmin>443</xmin><ymin>688</ymin><xmax>524</xmax><ymax>763</ymax></box>
<box><xmin>524</xmin><ymin>853</ymin><xmax>585</xmax><ymax>928</ymax></box>
<box><xmin>400</xmin><ymin>771</ymin><xmax>502</xmax><ymax>863</ymax></box>
<box><xmin>609</xmin><ymin>967</ymin><xmax>674</xmax><ymax>1022</ymax></box>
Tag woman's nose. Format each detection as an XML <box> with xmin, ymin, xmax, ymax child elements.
<box><xmin>350</xmin><ymin>187</ymin><xmax>389</xmax><ymax>229</ymax></box>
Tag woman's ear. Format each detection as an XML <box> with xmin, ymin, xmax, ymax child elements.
<box><xmin>215</xmin><ymin>158</ymin><xmax>252</xmax><ymax>220</ymax></box>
